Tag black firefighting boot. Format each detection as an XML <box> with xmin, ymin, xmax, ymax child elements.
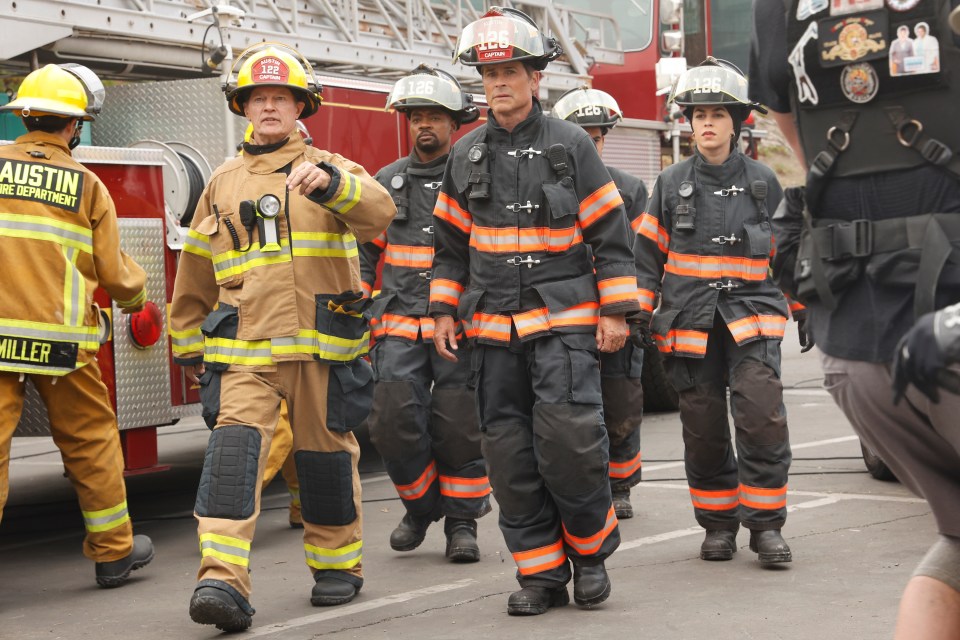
<box><xmin>189</xmin><ymin>579</ymin><xmax>255</xmax><ymax>632</ymax></box>
<box><xmin>311</xmin><ymin>573</ymin><xmax>361</xmax><ymax>606</ymax></box>
<box><xmin>700</xmin><ymin>529</ymin><xmax>738</xmax><ymax>561</ymax></box>
<box><xmin>506</xmin><ymin>585</ymin><xmax>570</xmax><ymax>616</ymax></box>
<box><xmin>389</xmin><ymin>512</ymin><xmax>433</xmax><ymax>552</ymax></box>
<box><xmin>95</xmin><ymin>534</ymin><xmax>155</xmax><ymax>588</ymax></box>
<box><xmin>571</xmin><ymin>559</ymin><xmax>611</xmax><ymax>607</ymax></box>
<box><xmin>612</xmin><ymin>487</ymin><xmax>634</xmax><ymax>519</ymax></box>
<box><xmin>444</xmin><ymin>517</ymin><xmax>480</xmax><ymax>563</ymax></box>
<box><xmin>749</xmin><ymin>529</ymin><xmax>793</xmax><ymax>565</ymax></box>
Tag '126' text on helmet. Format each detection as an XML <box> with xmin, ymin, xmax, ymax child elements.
<box><xmin>387</xmin><ymin>64</ymin><xmax>480</xmax><ymax>126</ymax></box>
<box><xmin>454</xmin><ymin>7</ymin><xmax>562</xmax><ymax>71</ymax></box>
<box><xmin>224</xmin><ymin>43</ymin><xmax>323</xmax><ymax>118</ymax></box>
<box><xmin>669</xmin><ymin>56</ymin><xmax>767</xmax><ymax>122</ymax></box>
<box><xmin>553</xmin><ymin>86</ymin><xmax>622</xmax><ymax>134</ymax></box>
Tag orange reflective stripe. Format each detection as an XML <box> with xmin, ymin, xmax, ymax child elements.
<box><xmin>739</xmin><ymin>483</ymin><xmax>787</xmax><ymax>510</ymax></box>
<box><xmin>633</xmin><ymin>212</ymin><xmax>670</xmax><ymax>254</ymax></box>
<box><xmin>665</xmin><ymin>252</ymin><xmax>770</xmax><ymax>281</ymax></box>
<box><xmin>374</xmin><ymin>313</ymin><xmax>422</xmax><ymax>340</ymax></box>
<box><xmin>550</xmin><ymin>302</ymin><xmax>599</xmax><ymax>328</ymax></box>
<box><xmin>513</xmin><ymin>540</ymin><xmax>567</xmax><ymax>576</ymax></box>
<box><xmin>637</xmin><ymin>288</ymin><xmax>656</xmax><ymax>313</ymax></box>
<box><xmin>610</xmin><ymin>451</ymin><xmax>642</xmax><ymax>479</ymax></box>
<box><xmin>562</xmin><ymin>505</ymin><xmax>618</xmax><ymax>555</ymax></box>
<box><xmin>472</xmin><ymin>313</ymin><xmax>512</xmax><ymax>342</ymax></box>
<box><xmin>727</xmin><ymin>314</ymin><xmax>787</xmax><ymax>344</ymax></box>
<box><xmin>420</xmin><ymin>317</ymin><xmax>435</xmax><ymax>340</ymax></box>
<box><xmin>384</xmin><ymin>244</ymin><xmax>433</xmax><ymax>268</ymax></box>
<box><xmin>469</xmin><ymin>225</ymin><xmax>583</xmax><ymax>253</ymax></box>
<box><xmin>689</xmin><ymin>487</ymin><xmax>740</xmax><ymax>511</ymax></box>
<box><xmin>371</xmin><ymin>233</ymin><xmax>387</xmax><ymax>249</ymax></box>
<box><xmin>513</xmin><ymin>307</ymin><xmax>551</xmax><ymax>338</ymax></box>
<box><xmin>395</xmin><ymin>460</ymin><xmax>438</xmax><ymax>501</ymax></box>
<box><xmin>579</xmin><ymin>181</ymin><xmax>623</xmax><ymax>229</ymax></box>
<box><xmin>439</xmin><ymin>475</ymin><xmax>492</xmax><ymax>499</ymax></box>
<box><xmin>361</xmin><ymin>281</ymin><xmax>373</xmax><ymax>297</ymax></box>
<box><xmin>430</xmin><ymin>278</ymin><xmax>464</xmax><ymax>307</ymax></box>
<box><xmin>435</xmin><ymin>192</ymin><xmax>472</xmax><ymax>234</ymax></box>
<box><xmin>598</xmin><ymin>276</ymin><xmax>638</xmax><ymax>306</ymax></box>
<box><xmin>656</xmin><ymin>328</ymin><xmax>709</xmax><ymax>355</ymax></box>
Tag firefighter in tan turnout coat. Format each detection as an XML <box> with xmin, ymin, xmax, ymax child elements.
<box><xmin>169</xmin><ymin>44</ymin><xmax>394</xmax><ymax>632</ymax></box>
<box><xmin>0</xmin><ymin>64</ymin><xmax>154</xmax><ymax>588</ymax></box>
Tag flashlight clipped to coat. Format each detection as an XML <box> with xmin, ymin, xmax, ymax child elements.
<box><xmin>239</xmin><ymin>194</ymin><xmax>282</xmax><ymax>252</ymax></box>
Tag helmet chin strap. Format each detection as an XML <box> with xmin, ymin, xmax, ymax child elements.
<box><xmin>69</xmin><ymin>120</ymin><xmax>83</xmax><ymax>150</ymax></box>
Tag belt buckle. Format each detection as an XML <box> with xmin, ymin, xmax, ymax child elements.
<box><xmin>852</xmin><ymin>219</ymin><xmax>872</xmax><ymax>258</ymax></box>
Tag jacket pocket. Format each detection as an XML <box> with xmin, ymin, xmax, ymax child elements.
<box><xmin>197</xmin><ymin>211</ymin><xmax>247</xmax><ymax>288</ymax></box>
<box><xmin>743</xmin><ymin>221</ymin><xmax>773</xmax><ymax>257</ymax></box>
<box><xmin>197</xmin><ymin>368</ymin><xmax>222</xmax><ymax>429</ymax></box>
<box><xmin>315</xmin><ymin>292</ymin><xmax>372</xmax><ymax>364</ymax></box>
<box><xmin>534</xmin><ymin>273</ymin><xmax>598</xmax><ymax>314</ymax></box>
<box><xmin>542</xmin><ymin>177</ymin><xmax>579</xmax><ymax>220</ymax></box>
<box><xmin>200</xmin><ymin>304</ymin><xmax>239</xmax><ymax>371</ymax></box>
<box><xmin>558</xmin><ymin>333</ymin><xmax>603</xmax><ymax>405</ymax></box>
<box><xmin>327</xmin><ymin>358</ymin><xmax>375</xmax><ymax>433</ymax></box>
<box><xmin>457</xmin><ymin>288</ymin><xmax>486</xmax><ymax>326</ymax></box>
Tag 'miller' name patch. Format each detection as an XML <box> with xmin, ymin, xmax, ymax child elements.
<box><xmin>0</xmin><ymin>159</ymin><xmax>84</xmax><ymax>213</ymax></box>
<box><xmin>0</xmin><ymin>336</ymin><xmax>78</xmax><ymax>369</ymax></box>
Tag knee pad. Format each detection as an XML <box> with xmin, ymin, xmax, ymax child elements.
<box><xmin>730</xmin><ymin>361</ymin><xmax>787</xmax><ymax>446</ymax></box>
<box><xmin>431</xmin><ymin>387</ymin><xmax>483</xmax><ymax>470</ymax></box>
<box><xmin>368</xmin><ymin>380</ymin><xmax>430</xmax><ymax>461</ymax></box>
<box><xmin>195</xmin><ymin>425</ymin><xmax>262</xmax><ymax>519</ymax></box>
<box><xmin>534</xmin><ymin>403</ymin><xmax>608</xmax><ymax>496</ymax></box>
<box><xmin>296</xmin><ymin>450</ymin><xmax>357</xmax><ymax>526</ymax></box>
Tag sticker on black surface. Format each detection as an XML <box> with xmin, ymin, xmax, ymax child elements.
<box><xmin>889</xmin><ymin>21</ymin><xmax>941</xmax><ymax>76</ymax></box>
<box><xmin>819</xmin><ymin>12</ymin><xmax>888</xmax><ymax>66</ymax></box>
<box><xmin>840</xmin><ymin>62</ymin><xmax>880</xmax><ymax>102</ymax></box>
<box><xmin>830</xmin><ymin>0</ymin><xmax>883</xmax><ymax>17</ymax></box>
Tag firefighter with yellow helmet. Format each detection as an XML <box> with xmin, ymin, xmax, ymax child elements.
<box><xmin>0</xmin><ymin>64</ymin><xmax>153</xmax><ymax>588</ymax></box>
<box><xmin>431</xmin><ymin>7</ymin><xmax>640</xmax><ymax>616</ymax></box>
<box><xmin>554</xmin><ymin>86</ymin><xmax>647</xmax><ymax>520</ymax></box>
<box><xmin>169</xmin><ymin>43</ymin><xmax>395</xmax><ymax>631</ymax></box>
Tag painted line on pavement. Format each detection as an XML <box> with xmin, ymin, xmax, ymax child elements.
<box><xmin>246</xmin><ymin>579</ymin><xmax>477</xmax><ymax>637</ymax></box>
<box><xmin>643</xmin><ymin>434</ymin><xmax>860</xmax><ymax>474</ymax></box>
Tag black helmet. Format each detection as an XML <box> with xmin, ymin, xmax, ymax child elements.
<box><xmin>553</xmin><ymin>86</ymin><xmax>622</xmax><ymax>134</ymax></box>
<box><xmin>386</xmin><ymin>64</ymin><xmax>480</xmax><ymax>126</ymax></box>
<box><xmin>670</xmin><ymin>56</ymin><xmax>766</xmax><ymax>122</ymax></box>
<box><xmin>454</xmin><ymin>7</ymin><xmax>562</xmax><ymax>72</ymax></box>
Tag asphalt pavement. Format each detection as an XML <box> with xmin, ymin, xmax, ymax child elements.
<box><xmin>0</xmin><ymin>323</ymin><xmax>933</xmax><ymax>640</ymax></box>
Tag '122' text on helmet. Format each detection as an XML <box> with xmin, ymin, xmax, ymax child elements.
<box><xmin>224</xmin><ymin>43</ymin><xmax>323</xmax><ymax>118</ymax></box>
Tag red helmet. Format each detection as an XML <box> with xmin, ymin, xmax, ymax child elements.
<box><xmin>454</xmin><ymin>7</ymin><xmax>561</xmax><ymax>71</ymax></box>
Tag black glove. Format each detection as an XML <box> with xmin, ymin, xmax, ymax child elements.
<box><xmin>892</xmin><ymin>312</ymin><xmax>943</xmax><ymax>404</ymax></box>
<box><xmin>630</xmin><ymin>314</ymin><xmax>655</xmax><ymax>349</ymax></box>
<box><xmin>794</xmin><ymin>309</ymin><xmax>814</xmax><ymax>354</ymax></box>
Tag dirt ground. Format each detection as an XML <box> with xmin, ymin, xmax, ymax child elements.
<box><xmin>755</xmin><ymin>113</ymin><xmax>806</xmax><ymax>188</ymax></box>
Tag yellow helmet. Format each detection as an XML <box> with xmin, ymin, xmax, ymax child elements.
<box><xmin>224</xmin><ymin>44</ymin><xmax>322</xmax><ymax>118</ymax></box>
<box><xmin>0</xmin><ymin>64</ymin><xmax>103</xmax><ymax>120</ymax></box>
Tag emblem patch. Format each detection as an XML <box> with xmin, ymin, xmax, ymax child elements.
<box><xmin>886</xmin><ymin>0</ymin><xmax>922</xmax><ymax>11</ymax></box>
<box><xmin>840</xmin><ymin>62</ymin><xmax>879</xmax><ymax>102</ymax></box>
<box><xmin>819</xmin><ymin>12</ymin><xmax>888</xmax><ymax>66</ymax></box>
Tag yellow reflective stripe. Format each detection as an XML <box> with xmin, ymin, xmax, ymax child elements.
<box><xmin>328</xmin><ymin>171</ymin><xmax>362</xmax><ymax>214</ymax></box>
<box><xmin>304</xmin><ymin>540</ymin><xmax>362</xmax><ymax>570</ymax></box>
<box><xmin>62</xmin><ymin>246</ymin><xmax>84</xmax><ymax>328</ymax></box>
<box><xmin>0</xmin><ymin>318</ymin><xmax>98</xmax><ymax>350</ymax></box>
<box><xmin>82</xmin><ymin>501</ymin><xmax>130</xmax><ymax>533</ymax></box>
<box><xmin>183</xmin><ymin>228</ymin><xmax>212</xmax><ymax>259</ymax></box>
<box><xmin>204</xmin><ymin>337</ymin><xmax>274</xmax><ymax>366</ymax></box>
<box><xmin>170</xmin><ymin>326</ymin><xmax>204</xmax><ymax>355</ymax></box>
<box><xmin>117</xmin><ymin>288</ymin><xmax>147</xmax><ymax>309</ymax></box>
<box><xmin>199</xmin><ymin>533</ymin><xmax>251</xmax><ymax>567</ymax></box>
<box><xmin>212</xmin><ymin>240</ymin><xmax>292</xmax><ymax>280</ymax></box>
<box><xmin>315</xmin><ymin>332</ymin><xmax>370</xmax><ymax>361</ymax></box>
<box><xmin>0</xmin><ymin>212</ymin><xmax>93</xmax><ymax>253</ymax></box>
<box><xmin>290</xmin><ymin>231</ymin><xmax>359</xmax><ymax>258</ymax></box>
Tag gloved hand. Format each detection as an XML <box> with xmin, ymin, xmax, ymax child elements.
<box><xmin>630</xmin><ymin>314</ymin><xmax>655</xmax><ymax>349</ymax></box>
<box><xmin>892</xmin><ymin>312</ymin><xmax>943</xmax><ymax>404</ymax></box>
<box><xmin>794</xmin><ymin>309</ymin><xmax>814</xmax><ymax>354</ymax></box>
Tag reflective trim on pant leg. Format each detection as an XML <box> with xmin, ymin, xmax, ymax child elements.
<box><xmin>195</xmin><ymin>425</ymin><xmax>262</xmax><ymax>520</ymax></box>
<box><xmin>562</xmin><ymin>505</ymin><xmax>618</xmax><ymax>555</ymax></box>
<box><xmin>394</xmin><ymin>459</ymin><xmax>439</xmax><ymax>501</ymax></box>
<box><xmin>513</xmin><ymin>539</ymin><xmax>567</xmax><ymax>576</ymax></box>
<box><xmin>82</xmin><ymin>500</ymin><xmax>130</xmax><ymax>533</ymax></box>
<box><xmin>199</xmin><ymin>532</ymin><xmax>251</xmax><ymax>568</ymax></box>
<box><xmin>297</xmin><ymin>450</ymin><xmax>357</xmax><ymax>526</ymax></box>
<box><xmin>305</xmin><ymin>539</ymin><xmax>362</xmax><ymax>571</ymax></box>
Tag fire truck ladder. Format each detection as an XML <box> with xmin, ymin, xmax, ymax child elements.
<box><xmin>0</xmin><ymin>0</ymin><xmax>624</xmax><ymax>92</ymax></box>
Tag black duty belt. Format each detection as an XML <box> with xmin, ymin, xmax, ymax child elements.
<box><xmin>809</xmin><ymin>213</ymin><xmax>960</xmax><ymax>316</ymax></box>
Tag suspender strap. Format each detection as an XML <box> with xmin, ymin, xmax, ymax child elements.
<box><xmin>885</xmin><ymin>106</ymin><xmax>960</xmax><ymax>181</ymax></box>
<box><xmin>806</xmin><ymin>110</ymin><xmax>859</xmax><ymax>211</ymax></box>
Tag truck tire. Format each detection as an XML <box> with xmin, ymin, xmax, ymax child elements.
<box><xmin>860</xmin><ymin>439</ymin><xmax>898</xmax><ymax>482</ymax></box>
<box><xmin>641</xmin><ymin>342</ymin><xmax>679</xmax><ymax>413</ymax></box>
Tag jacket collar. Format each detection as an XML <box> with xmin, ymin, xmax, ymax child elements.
<box><xmin>242</xmin><ymin>135</ymin><xmax>307</xmax><ymax>174</ymax></box>
<box><xmin>694</xmin><ymin>147</ymin><xmax>746</xmax><ymax>186</ymax></box>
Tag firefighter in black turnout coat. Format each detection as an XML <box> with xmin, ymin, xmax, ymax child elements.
<box><xmin>553</xmin><ymin>86</ymin><xmax>647</xmax><ymax>520</ymax></box>
<box><xmin>430</xmin><ymin>7</ymin><xmax>640</xmax><ymax>616</ymax></box>
<box><xmin>634</xmin><ymin>59</ymin><xmax>794</xmax><ymax>566</ymax></box>
<box><xmin>361</xmin><ymin>66</ymin><xmax>491</xmax><ymax>562</ymax></box>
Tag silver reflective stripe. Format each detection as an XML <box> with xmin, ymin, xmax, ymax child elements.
<box><xmin>304</xmin><ymin>540</ymin><xmax>362</xmax><ymax>570</ymax></box>
<box><xmin>0</xmin><ymin>320</ymin><xmax>97</xmax><ymax>346</ymax></box>
<box><xmin>0</xmin><ymin>213</ymin><xmax>93</xmax><ymax>253</ymax></box>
